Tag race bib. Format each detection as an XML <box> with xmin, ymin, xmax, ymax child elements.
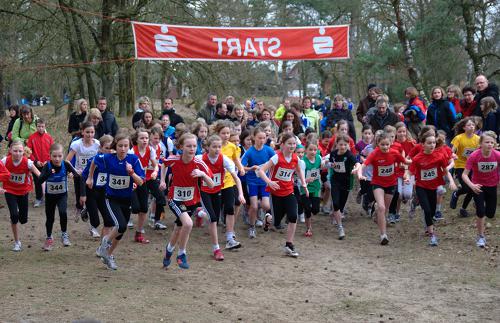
<box><xmin>378</xmin><ymin>165</ymin><xmax>394</xmax><ymax>177</ymax></box>
<box><xmin>78</xmin><ymin>155</ymin><xmax>92</xmax><ymax>168</ymax></box>
<box><xmin>96</xmin><ymin>173</ymin><xmax>108</xmax><ymax>186</ymax></box>
<box><xmin>203</xmin><ymin>173</ymin><xmax>221</xmax><ymax>186</ymax></box>
<box><xmin>275</xmin><ymin>167</ymin><xmax>294</xmax><ymax>181</ymax></box>
<box><xmin>478</xmin><ymin>162</ymin><xmax>497</xmax><ymax>173</ymax></box>
<box><xmin>173</xmin><ymin>186</ymin><xmax>194</xmax><ymax>201</ymax></box>
<box><xmin>109</xmin><ymin>175</ymin><xmax>130</xmax><ymax>190</ymax></box>
<box><xmin>421</xmin><ymin>168</ymin><xmax>437</xmax><ymax>181</ymax></box>
<box><xmin>10</xmin><ymin>173</ymin><xmax>25</xmax><ymax>184</ymax></box>
<box><xmin>47</xmin><ymin>181</ymin><xmax>66</xmax><ymax>194</ymax></box>
<box><xmin>332</xmin><ymin>162</ymin><xmax>346</xmax><ymax>173</ymax></box>
<box><xmin>462</xmin><ymin>148</ymin><xmax>475</xmax><ymax>158</ymax></box>
<box><xmin>306</xmin><ymin>169</ymin><xmax>320</xmax><ymax>180</ymax></box>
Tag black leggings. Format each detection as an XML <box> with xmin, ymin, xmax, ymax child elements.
<box><xmin>416</xmin><ymin>186</ymin><xmax>437</xmax><ymax>227</ymax></box>
<box><xmin>389</xmin><ymin>191</ymin><xmax>400</xmax><ymax>214</ymax></box>
<box><xmin>271</xmin><ymin>194</ymin><xmax>298</xmax><ymax>226</ymax></box>
<box><xmin>360</xmin><ymin>179</ymin><xmax>374</xmax><ymax>204</ymax></box>
<box><xmin>45</xmin><ymin>194</ymin><xmax>68</xmax><ymax>237</ymax></box>
<box><xmin>74</xmin><ymin>176</ymin><xmax>83</xmax><ymax>210</ymax></box>
<box><xmin>105</xmin><ymin>197</ymin><xmax>131</xmax><ymax>240</ymax></box>
<box><xmin>220</xmin><ymin>186</ymin><xmax>235</xmax><ymax>216</ymax></box>
<box><xmin>472</xmin><ymin>186</ymin><xmax>497</xmax><ymax>218</ymax></box>
<box><xmin>5</xmin><ymin>192</ymin><xmax>29</xmax><ymax>224</ymax></box>
<box><xmin>331</xmin><ymin>184</ymin><xmax>349</xmax><ymax>212</ymax></box>
<box><xmin>33</xmin><ymin>164</ymin><xmax>44</xmax><ymax>200</ymax></box>
<box><xmin>294</xmin><ymin>186</ymin><xmax>304</xmax><ymax>215</ymax></box>
<box><xmin>201</xmin><ymin>191</ymin><xmax>222</xmax><ymax>223</ymax></box>
<box><xmin>300</xmin><ymin>195</ymin><xmax>320</xmax><ymax>218</ymax></box>
<box><xmin>132</xmin><ymin>179</ymin><xmax>166</xmax><ymax>221</ymax></box>
<box><xmin>86</xmin><ymin>187</ymin><xmax>113</xmax><ymax>228</ymax></box>
<box><xmin>454</xmin><ymin>168</ymin><xmax>473</xmax><ymax>209</ymax></box>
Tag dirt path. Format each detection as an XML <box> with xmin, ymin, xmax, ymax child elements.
<box><xmin>0</xmin><ymin>190</ymin><xmax>498</xmax><ymax>322</ymax></box>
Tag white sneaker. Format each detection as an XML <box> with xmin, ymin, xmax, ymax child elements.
<box><xmin>476</xmin><ymin>236</ymin><xmax>486</xmax><ymax>248</ymax></box>
<box><xmin>34</xmin><ymin>199</ymin><xmax>43</xmax><ymax>208</ymax></box>
<box><xmin>102</xmin><ymin>254</ymin><xmax>118</xmax><ymax>270</ymax></box>
<box><xmin>12</xmin><ymin>241</ymin><xmax>22</xmax><ymax>252</ymax></box>
<box><xmin>61</xmin><ymin>232</ymin><xmax>71</xmax><ymax>246</ymax></box>
<box><xmin>89</xmin><ymin>227</ymin><xmax>101</xmax><ymax>238</ymax></box>
<box><xmin>283</xmin><ymin>245</ymin><xmax>299</xmax><ymax>257</ymax></box>
<box><xmin>380</xmin><ymin>234</ymin><xmax>389</xmax><ymax>245</ymax></box>
<box><xmin>154</xmin><ymin>221</ymin><xmax>167</xmax><ymax>230</ymax></box>
<box><xmin>299</xmin><ymin>213</ymin><xmax>305</xmax><ymax>223</ymax></box>
<box><xmin>225</xmin><ymin>239</ymin><xmax>241</xmax><ymax>250</ymax></box>
<box><xmin>248</xmin><ymin>227</ymin><xmax>256</xmax><ymax>239</ymax></box>
<box><xmin>338</xmin><ymin>225</ymin><xmax>345</xmax><ymax>240</ymax></box>
<box><xmin>255</xmin><ymin>219</ymin><xmax>264</xmax><ymax>227</ymax></box>
<box><xmin>127</xmin><ymin>219</ymin><xmax>134</xmax><ymax>228</ymax></box>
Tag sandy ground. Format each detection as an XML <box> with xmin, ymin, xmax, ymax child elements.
<box><xmin>0</xmin><ymin>105</ymin><xmax>498</xmax><ymax>322</ymax></box>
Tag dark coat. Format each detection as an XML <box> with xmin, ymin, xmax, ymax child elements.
<box><xmin>369</xmin><ymin>110</ymin><xmax>399</xmax><ymax>132</ymax></box>
<box><xmin>162</xmin><ymin>108</ymin><xmax>184</xmax><ymax>127</ymax></box>
<box><xmin>326</xmin><ymin>108</ymin><xmax>356</xmax><ymax>141</ymax></box>
<box><xmin>426</xmin><ymin>99</ymin><xmax>456</xmax><ymax>138</ymax></box>
<box><xmin>474</xmin><ymin>83</ymin><xmax>500</xmax><ymax>116</ymax></box>
<box><xmin>356</xmin><ymin>96</ymin><xmax>375</xmax><ymax>123</ymax></box>
<box><xmin>101</xmin><ymin>110</ymin><xmax>118</xmax><ymax>136</ymax></box>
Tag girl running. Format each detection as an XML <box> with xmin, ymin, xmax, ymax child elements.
<box><xmin>236</xmin><ymin>130</ymin><xmax>252</xmax><ymax>225</ymax></box>
<box><xmin>160</xmin><ymin>133</ymin><xmax>214</xmax><ymax>269</ymax></box>
<box><xmin>200</xmin><ymin>135</ymin><xmax>246</xmax><ymax>260</ymax></box>
<box><xmin>214</xmin><ymin>120</ymin><xmax>245</xmax><ymax>249</ymax></box>
<box><xmin>2</xmin><ymin>140</ymin><xmax>41</xmax><ymax>251</ymax></box>
<box><xmin>87</xmin><ymin>132</ymin><xmax>145</xmax><ymax>270</ymax></box>
<box><xmin>258</xmin><ymin>133</ymin><xmax>308</xmax><ymax>257</ymax></box>
<box><xmin>462</xmin><ymin>131</ymin><xmax>500</xmax><ymax>248</ymax></box>
<box><xmin>241</xmin><ymin>127</ymin><xmax>275</xmax><ymax>237</ymax></box>
<box><xmin>410</xmin><ymin>132</ymin><xmax>456</xmax><ymax>246</ymax></box>
<box><xmin>191</xmin><ymin>121</ymin><xmax>209</xmax><ymax>155</ymax></box>
<box><xmin>328</xmin><ymin>134</ymin><xmax>361</xmax><ymax>239</ymax></box>
<box><xmin>450</xmin><ymin>117</ymin><xmax>480</xmax><ymax>217</ymax></box>
<box><xmin>300</xmin><ymin>140</ymin><xmax>326</xmax><ymax>237</ymax></box>
<box><xmin>148</xmin><ymin>126</ymin><xmax>168</xmax><ymax>230</ymax></box>
<box><xmin>357</xmin><ymin>133</ymin><xmax>409</xmax><ymax>245</ymax></box>
<box><xmin>81</xmin><ymin>135</ymin><xmax>114</xmax><ymax>243</ymax></box>
<box><xmin>355</xmin><ymin>125</ymin><xmax>374</xmax><ymax>204</ymax></box>
<box><xmin>38</xmin><ymin>143</ymin><xmax>80</xmax><ymax>250</ymax></box>
<box><xmin>66</xmin><ymin>121</ymin><xmax>100</xmax><ymax>223</ymax></box>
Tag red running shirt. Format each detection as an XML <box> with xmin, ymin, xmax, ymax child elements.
<box><xmin>410</xmin><ymin>152</ymin><xmax>448</xmax><ymax>190</ymax></box>
<box><xmin>364</xmin><ymin>147</ymin><xmax>406</xmax><ymax>187</ymax></box>
<box><xmin>163</xmin><ymin>155</ymin><xmax>212</xmax><ymax>206</ymax></box>
<box><xmin>3</xmin><ymin>156</ymin><xmax>33</xmax><ymax>195</ymax></box>
<box><xmin>201</xmin><ymin>153</ymin><xmax>224</xmax><ymax>194</ymax></box>
<box><xmin>267</xmin><ymin>151</ymin><xmax>298</xmax><ymax>197</ymax></box>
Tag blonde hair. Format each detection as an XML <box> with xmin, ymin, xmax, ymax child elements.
<box><xmin>99</xmin><ymin>134</ymin><xmax>113</xmax><ymax>147</ymax></box>
<box><xmin>85</xmin><ymin>108</ymin><xmax>102</xmax><ymax>122</ymax></box>
<box><xmin>205</xmin><ymin>134</ymin><xmax>222</xmax><ymax>148</ymax></box>
<box><xmin>480</xmin><ymin>130</ymin><xmax>497</xmax><ymax>144</ymax></box>
<box><xmin>211</xmin><ymin>119</ymin><xmax>234</xmax><ymax>135</ymax></box>
<box><xmin>405</xmin><ymin>87</ymin><xmax>418</xmax><ymax>99</ymax></box>
<box><xmin>74</xmin><ymin>98</ymin><xmax>87</xmax><ymax>114</ymax></box>
<box><xmin>176</xmin><ymin>133</ymin><xmax>196</xmax><ymax>150</ymax></box>
<box><xmin>333</xmin><ymin>94</ymin><xmax>348</xmax><ymax>110</ymax></box>
<box><xmin>446</xmin><ymin>85</ymin><xmax>462</xmax><ymax>99</ymax></box>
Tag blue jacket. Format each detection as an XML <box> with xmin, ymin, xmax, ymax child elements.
<box><xmin>426</xmin><ymin>99</ymin><xmax>456</xmax><ymax>138</ymax></box>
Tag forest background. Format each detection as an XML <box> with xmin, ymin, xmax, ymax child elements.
<box><xmin>0</xmin><ymin>0</ymin><xmax>498</xmax><ymax>116</ymax></box>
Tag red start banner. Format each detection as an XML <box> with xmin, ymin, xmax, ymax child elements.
<box><xmin>132</xmin><ymin>22</ymin><xmax>349</xmax><ymax>61</ymax></box>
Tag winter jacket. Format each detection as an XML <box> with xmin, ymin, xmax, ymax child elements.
<box><xmin>101</xmin><ymin>110</ymin><xmax>118</xmax><ymax>136</ymax></box>
<box><xmin>474</xmin><ymin>83</ymin><xmax>500</xmax><ymax>116</ymax></box>
<box><xmin>325</xmin><ymin>108</ymin><xmax>356</xmax><ymax>141</ymax></box>
<box><xmin>26</xmin><ymin>131</ymin><xmax>54</xmax><ymax>163</ymax></box>
<box><xmin>426</xmin><ymin>99</ymin><xmax>456</xmax><ymax>138</ymax></box>
<box><xmin>11</xmin><ymin>117</ymin><xmax>38</xmax><ymax>144</ymax></box>
<box><xmin>356</xmin><ymin>96</ymin><xmax>375</xmax><ymax>124</ymax></box>
<box><xmin>68</xmin><ymin>112</ymin><xmax>86</xmax><ymax>137</ymax></box>
<box><xmin>460</xmin><ymin>99</ymin><xmax>476</xmax><ymax>118</ymax></box>
<box><xmin>162</xmin><ymin>108</ymin><xmax>184</xmax><ymax>127</ymax></box>
<box><xmin>196</xmin><ymin>105</ymin><xmax>216</xmax><ymax>125</ymax></box>
<box><xmin>369</xmin><ymin>110</ymin><xmax>399</xmax><ymax>132</ymax></box>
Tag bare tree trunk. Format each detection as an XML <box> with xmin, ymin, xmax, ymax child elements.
<box><xmin>125</xmin><ymin>60</ymin><xmax>136</xmax><ymax>116</ymax></box>
<box><xmin>160</xmin><ymin>64</ymin><xmax>172</xmax><ymax>98</ymax></box>
<box><xmin>99</xmin><ymin>0</ymin><xmax>114</xmax><ymax>107</ymax></box>
<box><xmin>391</xmin><ymin>0</ymin><xmax>427</xmax><ymax>102</ymax></box>
<box><xmin>280</xmin><ymin>61</ymin><xmax>287</xmax><ymax>98</ymax></box>
<box><xmin>117</xmin><ymin>63</ymin><xmax>127</xmax><ymax>117</ymax></box>
<box><xmin>461</xmin><ymin>0</ymin><xmax>483</xmax><ymax>76</ymax></box>
<box><xmin>0</xmin><ymin>64</ymin><xmax>5</xmax><ymax>118</ymax></box>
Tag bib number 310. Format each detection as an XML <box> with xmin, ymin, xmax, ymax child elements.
<box><xmin>173</xmin><ymin>187</ymin><xmax>194</xmax><ymax>201</ymax></box>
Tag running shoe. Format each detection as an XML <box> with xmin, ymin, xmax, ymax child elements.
<box><xmin>283</xmin><ymin>244</ymin><xmax>299</xmax><ymax>257</ymax></box>
<box><xmin>248</xmin><ymin>227</ymin><xmax>256</xmax><ymax>239</ymax></box>
<box><xmin>459</xmin><ymin>208</ymin><xmax>469</xmax><ymax>218</ymax></box>
<box><xmin>429</xmin><ymin>234</ymin><xmax>439</xmax><ymax>247</ymax></box>
<box><xmin>42</xmin><ymin>237</ymin><xmax>54</xmax><ymax>251</ymax></box>
<box><xmin>154</xmin><ymin>221</ymin><xmax>167</xmax><ymax>230</ymax></box>
<box><xmin>299</xmin><ymin>213</ymin><xmax>305</xmax><ymax>223</ymax></box>
<box><xmin>242</xmin><ymin>209</ymin><xmax>250</xmax><ymax>225</ymax></box>
<box><xmin>134</xmin><ymin>231</ymin><xmax>150</xmax><ymax>244</ymax></box>
<box><xmin>12</xmin><ymin>241</ymin><xmax>22</xmax><ymax>252</ymax></box>
<box><xmin>194</xmin><ymin>207</ymin><xmax>207</xmax><ymax>227</ymax></box>
<box><xmin>255</xmin><ymin>219</ymin><xmax>264</xmax><ymax>227</ymax></box>
<box><xmin>127</xmin><ymin>219</ymin><xmax>134</xmax><ymax>228</ymax></box>
<box><xmin>388</xmin><ymin>213</ymin><xmax>396</xmax><ymax>224</ymax></box>
<box><xmin>102</xmin><ymin>254</ymin><xmax>118</xmax><ymax>270</ymax></box>
<box><xmin>225</xmin><ymin>239</ymin><xmax>241</xmax><ymax>250</ymax></box>
<box><xmin>433</xmin><ymin>211</ymin><xmax>443</xmax><ymax>221</ymax></box>
<box><xmin>394</xmin><ymin>214</ymin><xmax>401</xmax><ymax>222</ymax></box>
<box><xmin>97</xmin><ymin>236</ymin><xmax>111</xmax><ymax>258</ymax></box>
<box><xmin>449</xmin><ymin>191</ymin><xmax>458</xmax><ymax>209</ymax></box>
<box><xmin>304</xmin><ymin>228</ymin><xmax>313</xmax><ymax>237</ymax></box>
<box><xmin>213</xmin><ymin>249</ymin><xmax>224</xmax><ymax>261</ymax></box>
<box><xmin>176</xmin><ymin>254</ymin><xmax>189</xmax><ymax>269</ymax></box>
<box><xmin>61</xmin><ymin>232</ymin><xmax>71</xmax><ymax>247</ymax></box>
<box><xmin>80</xmin><ymin>207</ymin><xmax>89</xmax><ymax>222</ymax></box>
<box><xmin>274</xmin><ymin>223</ymin><xmax>285</xmax><ymax>230</ymax></box>
<box><xmin>34</xmin><ymin>199</ymin><xmax>43</xmax><ymax>208</ymax></box>
<box><xmin>355</xmin><ymin>190</ymin><xmax>362</xmax><ymax>204</ymax></box>
<box><xmin>163</xmin><ymin>249</ymin><xmax>173</xmax><ymax>268</ymax></box>
<box><xmin>73</xmin><ymin>208</ymin><xmax>80</xmax><ymax>223</ymax></box>
<box><xmin>263</xmin><ymin>213</ymin><xmax>272</xmax><ymax>232</ymax></box>
<box><xmin>338</xmin><ymin>225</ymin><xmax>345</xmax><ymax>240</ymax></box>
<box><xmin>476</xmin><ymin>236</ymin><xmax>486</xmax><ymax>248</ymax></box>
<box><xmin>89</xmin><ymin>227</ymin><xmax>101</xmax><ymax>238</ymax></box>
<box><xmin>380</xmin><ymin>234</ymin><xmax>389</xmax><ymax>245</ymax></box>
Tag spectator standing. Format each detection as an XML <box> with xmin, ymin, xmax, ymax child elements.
<box><xmin>197</xmin><ymin>94</ymin><xmax>217</xmax><ymax>125</ymax></box>
<box><xmin>161</xmin><ymin>97</ymin><xmax>184</xmax><ymax>127</ymax></box>
<box><xmin>11</xmin><ymin>105</ymin><xmax>38</xmax><ymax>144</ymax></box>
<box><xmin>369</xmin><ymin>98</ymin><xmax>400</xmax><ymax>132</ymax></box>
<box><xmin>68</xmin><ymin>99</ymin><xmax>88</xmax><ymax>139</ymax></box>
<box><xmin>96</xmin><ymin>97</ymin><xmax>118</xmax><ymax>136</ymax></box>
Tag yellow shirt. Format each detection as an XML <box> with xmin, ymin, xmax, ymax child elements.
<box><xmin>451</xmin><ymin>133</ymin><xmax>479</xmax><ymax>169</ymax></box>
<box><xmin>221</xmin><ymin>141</ymin><xmax>239</xmax><ymax>189</ymax></box>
